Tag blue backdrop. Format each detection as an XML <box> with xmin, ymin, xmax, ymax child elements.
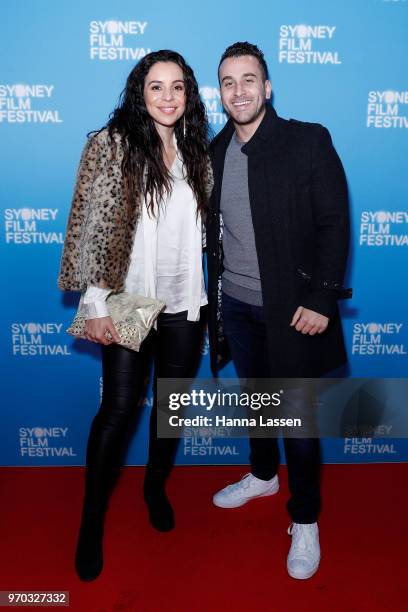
<box><xmin>2</xmin><ymin>0</ymin><xmax>407</xmax><ymax>466</ymax></box>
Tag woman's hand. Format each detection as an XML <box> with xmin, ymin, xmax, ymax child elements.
<box><xmin>84</xmin><ymin>316</ymin><xmax>121</xmax><ymax>345</ymax></box>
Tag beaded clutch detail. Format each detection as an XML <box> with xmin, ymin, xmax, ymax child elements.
<box><xmin>67</xmin><ymin>292</ymin><xmax>166</xmax><ymax>351</ymax></box>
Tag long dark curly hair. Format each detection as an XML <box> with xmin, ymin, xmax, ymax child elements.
<box><xmin>99</xmin><ymin>50</ymin><xmax>210</xmax><ymax>216</ymax></box>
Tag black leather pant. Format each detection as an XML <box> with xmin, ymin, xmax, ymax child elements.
<box><xmin>83</xmin><ymin>308</ymin><xmax>206</xmax><ymax>513</ymax></box>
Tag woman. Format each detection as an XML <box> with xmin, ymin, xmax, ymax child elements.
<box><xmin>58</xmin><ymin>50</ymin><xmax>212</xmax><ymax>581</ymax></box>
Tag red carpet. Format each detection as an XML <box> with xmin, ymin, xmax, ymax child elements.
<box><xmin>1</xmin><ymin>465</ymin><xmax>407</xmax><ymax>612</ymax></box>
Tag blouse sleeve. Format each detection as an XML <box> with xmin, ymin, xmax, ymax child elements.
<box><xmin>57</xmin><ymin>132</ymin><xmax>107</xmax><ymax>291</ymax></box>
<box><xmin>83</xmin><ymin>285</ymin><xmax>111</xmax><ymax>319</ymax></box>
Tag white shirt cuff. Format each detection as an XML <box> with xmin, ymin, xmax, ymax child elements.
<box><xmin>83</xmin><ymin>286</ymin><xmax>111</xmax><ymax>319</ymax></box>
<box><xmin>84</xmin><ymin>300</ymin><xmax>110</xmax><ymax>319</ymax></box>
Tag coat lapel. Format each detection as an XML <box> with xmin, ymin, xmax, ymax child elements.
<box><xmin>209</xmin><ymin>119</ymin><xmax>234</xmax><ymax>212</ymax></box>
<box><xmin>241</xmin><ymin>107</ymin><xmax>294</xmax><ymax>307</ymax></box>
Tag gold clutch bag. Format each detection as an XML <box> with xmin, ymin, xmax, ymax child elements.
<box><xmin>67</xmin><ymin>292</ymin><xmax>166</xmax><ymax>351</ymax></box>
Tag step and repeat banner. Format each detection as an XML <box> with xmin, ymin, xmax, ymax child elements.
<box><xmin>2</xmin><ymin>0</ymin><xmax>407</xmax><ymax>466</ymax></box>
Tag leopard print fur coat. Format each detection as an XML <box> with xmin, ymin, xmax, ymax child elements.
<box><xmin>58</xmin><ymin>128</ymin><xmax>213</xmax><ymax>292</ymax></box>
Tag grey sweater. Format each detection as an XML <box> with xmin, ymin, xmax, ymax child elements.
<box><xmin>220</xmin><ymin>132</ymin><xmax>263</xmax><ymax>306</ymax></box>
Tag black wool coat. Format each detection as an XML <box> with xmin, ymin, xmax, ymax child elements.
<box><xmin>206</xmin><ymin>105</ymin><xmax>352</xmax><ymax>377</ymax></box>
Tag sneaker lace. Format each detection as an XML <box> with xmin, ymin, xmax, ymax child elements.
<box><xmin>228</xmin><ymin>473</ymin><xmax>253</xmax><ymax>494</ymax></box>
<box><xmin>288</xmin><ymin>523</ymin><xmax>317</xmax><ymax>560</ymax></box>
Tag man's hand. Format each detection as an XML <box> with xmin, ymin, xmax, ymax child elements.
<box><xmin>84</xmin><ymin>316</ymin><xmax>121</xmax><ymax>345</ymax></box>
<box><xmin>290</xmin><ymin>307</ymin><xmax>329</xmax><ymax>335</ymax></box>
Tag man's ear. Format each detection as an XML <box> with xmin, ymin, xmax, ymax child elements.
<box><xmin>265</xmin><ymin>80</ymin><xmax>272</xmax><ymax>100</ymax></box>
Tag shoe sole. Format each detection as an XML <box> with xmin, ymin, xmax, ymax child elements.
<box><xmin>213</xmin><ymin>484</ymin><xmax>279</xmax><ymax>508</ymax></box>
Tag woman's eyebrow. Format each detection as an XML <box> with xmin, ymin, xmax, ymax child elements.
<box><xmin>147</xmin><ymin>79</ymin><xmax>185</xmax><ymax>85</ymax></box>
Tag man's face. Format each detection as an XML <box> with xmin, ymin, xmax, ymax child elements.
<box><xmin>219</xmin><ymin>55</ymin><xmax>271</xmax><ymax>126</ymax></box>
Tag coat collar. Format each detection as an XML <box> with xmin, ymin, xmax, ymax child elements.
<box><xmin>211</xmin><ymin>104</ymin><xmax>279</xmax><ymax>159</ymax></box>
<box><xmin>241</xmin><ymin>104</ymin><xmax>279</xmax><ymax>155</ymax></box>
<box><xmin>209</xmin><ymin>105</ymin><xmax>282</xmax><ymax>213</ymax></box>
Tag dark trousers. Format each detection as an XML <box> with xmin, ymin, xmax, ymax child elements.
<box><xmin>83</xmin><ymin>308</ymin><xmax>206</xmax><ymax>513</ymax></box>
<box><xmin>222</xmin><ymin>292</ymin><xmax>321</xmax><ymax>524</ymax></box>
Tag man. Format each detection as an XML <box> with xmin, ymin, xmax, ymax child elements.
<box><xmin>206</xmin><ymin>42</ymin><xmax>350</xmax><ymax>580</ymax></box>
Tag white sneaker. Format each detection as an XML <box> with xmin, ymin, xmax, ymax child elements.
<box><xmin>287</xmin><ymin>522</ymin><xmax>321</xmax><ymax>579</ymax></box>
<box><xmin>212</xmin><ymin>473</ymin><xmax>279</xmax><ymax>508</ymax></box>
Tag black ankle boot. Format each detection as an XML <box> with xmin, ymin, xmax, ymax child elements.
<box><xmin>143</xmin><ymin>471</ymin><xmax>175</xmax><ymax>532</ymax></box>
<box><xmin>75</xmin><ymin>509</ymin><xmax>105</xmax><ymax>581</ymax></box>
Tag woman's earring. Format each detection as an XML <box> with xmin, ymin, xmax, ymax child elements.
<box><xmin>183</xmin><ymin>116</ymin><xmax>186</xmax><ymax>138</ymax></box>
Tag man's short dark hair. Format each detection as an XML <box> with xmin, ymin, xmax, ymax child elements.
<box><xmin>218</xmin><ymin>41</ymin><xmax>269</xmax><ymax>81</ymax></box>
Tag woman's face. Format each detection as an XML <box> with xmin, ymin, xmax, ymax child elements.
<box><xmin>143</xmin><ymin>61</ymin><xmax>186</xmax><ymax>130</ymax></box>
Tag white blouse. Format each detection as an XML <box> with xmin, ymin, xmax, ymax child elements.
<box><xmin>83</xmin><ymin>146</ymin><xmax>207</xmax><ymax>322</ymax></box>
